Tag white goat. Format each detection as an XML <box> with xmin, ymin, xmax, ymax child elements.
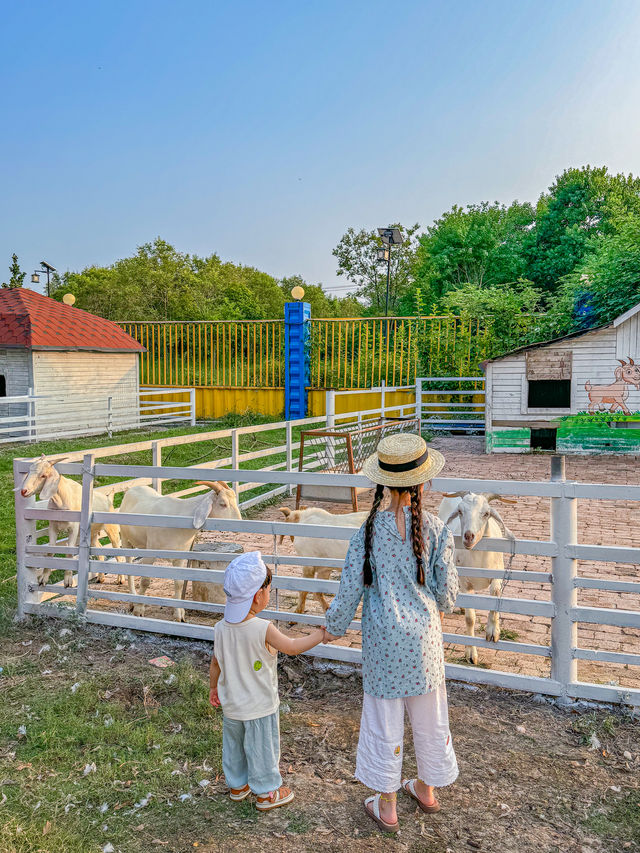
<box><xmin>438</xmin><ymin>492</ymin><xmax>515</xmax><ymax>665</ymax></box>
<box><xmin>119</xmin><ymin>480</ymin><xmax>241</xmax><ymax>622</ymax></box>
<box><xmin>19</xmin><ymin>454</ymin><xmax>124</xmax><ymax>588</ymax></box>
<box><xmin>278</xmin><ymin>506</ymin><xmax>367</xmax><ymax>613</ymax></box>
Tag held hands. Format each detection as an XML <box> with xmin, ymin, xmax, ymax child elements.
<box><xmin>209</xmin><ymin>687</ymin><xmax>221</xmax><ymax>708</ymax></box>
<box><xmin>321</xmin><ymin>627</ymin><xmax>338</xmax><ymax>643</ymax></box>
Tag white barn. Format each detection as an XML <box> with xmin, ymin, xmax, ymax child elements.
<box><xmin>484</xmin><ymin>302</ymin><xmax>640</xmax><ymax>454</ymax></box>
<box><xmin>0</xmin><ymin>288</ymin><xmax>144</xmax><ymax>440</ymax></box>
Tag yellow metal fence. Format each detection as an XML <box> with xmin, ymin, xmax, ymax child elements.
<box><xmin>121</xmin><ymin>315</ymin><xmax>534</xmax><ymax>391</ymax></box>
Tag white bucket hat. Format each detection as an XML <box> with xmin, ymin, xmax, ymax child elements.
<box><xmin>223</xmin><ymin>551</ymin><xmax>268</xmax><ymax>623</ymax></box>
<box><xmin>361</xmin><ymin>433</ymin><xmax>445</xmax><ymax>488</ymax></box>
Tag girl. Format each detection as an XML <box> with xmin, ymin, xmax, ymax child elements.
<box><xmin>324</xmin><ymin>433</ymin><xmax>459</xmax><ymax>833</ymax></box>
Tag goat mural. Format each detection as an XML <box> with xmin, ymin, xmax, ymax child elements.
<box><xmin>585</xmin><ymin>358</ymin><xmax>640</xmax><ymax>414</ymax></box>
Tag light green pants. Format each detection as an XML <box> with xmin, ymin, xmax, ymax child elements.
<box><xmin>222</xmin><ymin>711</ymin><xmax>282</xmax><ymax>795</ymax></box>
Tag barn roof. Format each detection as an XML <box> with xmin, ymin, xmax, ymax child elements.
<box><xmin>482</xmin><ymin>300</ymin><xmax>640</xmax><ymax>366</ymax></box>
<box><xmin>0</xmin><ymin>289</ymin><xmax>145</xmax><ymax>352</ymax></box>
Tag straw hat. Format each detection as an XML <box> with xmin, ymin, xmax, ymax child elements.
<box><xmin>361</xmin><ymin>433</ymin><xmax>445</xmax><ymax>487</ymax></box>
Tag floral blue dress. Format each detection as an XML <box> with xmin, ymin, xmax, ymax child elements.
<box><xmin>325</xmin><ymin>508</ymin><xmax>458</xmax><ymax>700</ymax></box>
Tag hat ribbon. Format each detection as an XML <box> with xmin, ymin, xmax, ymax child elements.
<box><xmin>378</xmin><ymin>449</ymin><xmax>429</xmax><ymax>473</ymax></box>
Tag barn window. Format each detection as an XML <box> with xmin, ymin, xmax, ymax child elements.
<box><xmin>0</xmin><ymin>375</ymin><xmax>5</xmax><ymax>397</ymax></box>
<box><xmin>527</xmin><ymin>379</ymin><xmax>571</xmax><ymax>408</ymax></box>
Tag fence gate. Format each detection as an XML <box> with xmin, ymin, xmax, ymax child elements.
<box><xmin>417</xmin><ymin>376</ymin><xmax>485</xmax><ymax>435</ymax></box>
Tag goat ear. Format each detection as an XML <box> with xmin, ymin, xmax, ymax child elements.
<box><xmin>445</xmin><ymin>509</ymin><xmax>460</xmax><ymax>526</ymax></box>
<box><xmin>40</xmin><ymin>468</ymin><xmax>61</xmax><ymax>501</ymax></box>
<box><xmin>192</xmin><ymin>491</ymin><xmax>214</xmax><ymax>529</ymax></box>
<box><xmin>279</xmin><ymin>507</ymin><xmax>291</xmax><ymax>518</ymax></box>
<box><xmin>488</xmin><ymin>507</ymin><xmax>516</xmax><ymax>540</ymax></box>
<box><xmin>615</xmin><ymin>366</ymin><xmax>623</xmax><ymax>380</ymax></box>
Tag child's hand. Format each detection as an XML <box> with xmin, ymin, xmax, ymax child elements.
<box><xmin>209</xmin><ymin>687</ymin><xmax>221</xmax><ymax>708</ymax></box>
<box><xmin>322</xmin><ymin>628</ymin><xmax>338</xmax><ymax>642</ymax></box>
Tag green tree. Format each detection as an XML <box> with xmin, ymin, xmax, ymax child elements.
<box><xmin>412</xmin><ymin>201</ymin><xmax>535</xmax><ymax>306</ymax></box>
<box><xmin>543</xmin><ymin>214</ymin><xmax>640</xmax><ymax>337</ymax></box>
<box><xmin>525</xmin><ymin>165</ymin><xmax>640</xmax><ymax>292</ymax></box>
<box><xmin>332</xmin><ymin>223</ymin><xmax>420</xmax><ymax>314</ymax></box>
<box><xmin>2</xmin><ymin>253</ymin><xmax>26</xmax><ymax>289</ymax></box>
<box><xmin>279</xmin><ymin>275</ymin><xmax>362</xmax><ymax>317</ymax></box>
<box><xmin>442</xmin><ymin>279</ymin><xmax>544</xmax><ymax>355</ymax></box>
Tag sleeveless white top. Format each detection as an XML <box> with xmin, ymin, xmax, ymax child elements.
<box><xmin>213</xmin><ymin>617</ymin><xmax>279</xmax><ymax>721</ymax></box>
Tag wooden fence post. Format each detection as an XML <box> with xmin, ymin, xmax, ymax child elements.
<box><xmin>14</xmin><ymin>460</ymin><xmax>38</xmax><ymax>620</ymax></box>
<box><xmin>152</xmin><ymin>441</ymin><xmax>162</xmax><ymax>493</ymax></box>
<box><xmin>76</xmin><ymin>453</ymin><xmax>95</xmax><ymax>618</ymax></box>
<box><xmin>549</xmin><ymin>454</ymin><xmax>578</xmax><ymax>701</ymax></box>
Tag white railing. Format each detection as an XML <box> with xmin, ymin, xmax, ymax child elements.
<box><xmin>13</xmin><ymin>429</ymin><xmax>640</xmax><ymax>707</ymax></box>
<box><xmin>0</xmin><ymin>387</ymin><xmax>196</xmax><ymax>444</ymax></box>
<box><xmin>416</xmin><ymin>376</ymin><xmax>485</xmax><ymax>434</ymax></box>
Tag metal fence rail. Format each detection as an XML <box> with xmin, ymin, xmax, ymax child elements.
<box><xmin>0</xmin><ymin>388</ymin><xmax>196</xmax><ymax>444</ymax></box>
<box><xmin>13</xmin><ymin>444</ymin><xmax>640</xmax><ymax>707</ymax></box>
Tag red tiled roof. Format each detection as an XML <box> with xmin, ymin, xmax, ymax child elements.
<box><xmin>0</xmin><ymin>289</ymin><xmax>145</xmax><ymax>352</ymax></box>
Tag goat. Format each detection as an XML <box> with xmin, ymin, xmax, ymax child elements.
<box><xmin>585</xmin><ymin>357</ymin><xmax>640</xmax><ymax>414</ymax></box>
<box><xmin>438</xmin><ymin>492</ymin><xmax>515</xmax><ymax>665</ymax></box>
<box><xmin>278</xmin><ymin>506</ymin><xmax>367</xmax><ymax>613</ymax></box>
<box><xmin>19</xmin><ymin>454</ymin><xmax>124</xmax><ymax>588</ymax></box>
<box><xmin>119</xmin><ymin>481</ymin><xmax>241</xmax><ymax>622</ymax></box>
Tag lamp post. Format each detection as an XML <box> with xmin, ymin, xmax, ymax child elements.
<box><xmin>376</xmin><ymin>227</ymin><xmax>402</xmax><ymax>317</ymax></box>
<box><xmin>31</xmin><ymin>261</ymin><xmax>56</xmax><ymax>297</ymax></box>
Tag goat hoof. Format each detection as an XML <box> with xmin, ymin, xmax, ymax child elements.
<box><xmin>63</xmin><ymin>574</ymin><xmax>74</xmax><ymax>588</ymax></box>
<box><xmin>116</xmin><ymin>575</ymin><xmax>125</xmax><ymax>585</ymax></box>
<box><xmin>176</xmin><ymin>609</ymin><xmax>186</xmax><ymax>623</ymax></box>
<box><xmin>486</xmin><ymin>628</ymin><xmax>501</xmax><ymax>643</ymax></box>
<box><xmin>132</xmin><ymin>605</ymin><xmax>145</xmax><ymax>617</ymax></box>
<box><xmin>466</xmin><ymin>649</ymin><xmax>479</xmax><ymax>665</ymax></box>
<box><xmin>97</xmin><ymin>573</ymin><xmax>106</xmax><ymax>584</ymax></box>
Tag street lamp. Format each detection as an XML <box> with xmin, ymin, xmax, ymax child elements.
<box><xmin>31</xmin><ymin>261</ymin><xmax>56</xmax><ymax>297</ymax></box>
<box><xmin>377</xmin><ymin>227</ymin><xmax>402</xmax><ymax>317</ymax></box>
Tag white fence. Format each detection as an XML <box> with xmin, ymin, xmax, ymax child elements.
<box><xmin>416</xmin><ymin>376</ymin><xmax>485</xmax><ymax>434</ymax></box>
<box><xmin>0</xmin><ymin>387</ymin><xmax>195</xmax><ymax>444</ymax></box>
<box><xmin>12</xmin><ymin>407</ymin><xmax>640</xmax><ymax>707</ymax></box>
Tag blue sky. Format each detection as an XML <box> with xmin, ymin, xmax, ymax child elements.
<box><xmin>2</xmin><ymin>0</ymin><xmax>640</xmax><ymax>296</ymax></box>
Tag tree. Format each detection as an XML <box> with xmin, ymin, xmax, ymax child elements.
<box><xmin>525</xmin><ymin>166</ymin><xmax>640</xmax><ymax>292</ymax></box>
<box><xmin>280</xmin><ymin>275</ymin><xmax>362</xmax><ymax>318</ymax></box>
<box><xmin>332</xmin><ymin>223</ymin><xmax>420</xmax><ymax>314</ymax></box>
<box><xmin>2</xmin><ymin>253</ymin><xmax>26</xmax><ymax>289</ymax></box>
<box><xmin>442</xmin><ymin>279</ymin><xmax>544</xmax><ymax>355</ymax></box>
<box><xmin>542</xmin><ymin>214</ymin><xmax>640</xmax><ymax>337</ymax></box>
<box><xmin>412</xmin><ymin>201</ymin><xmax>535</xmax><ymax>306</ymax></box>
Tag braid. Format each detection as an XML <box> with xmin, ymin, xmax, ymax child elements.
<box><xmin>409</xmin><ymin>485</ymin><xmax>426</xmax><ymax>585</ymax></box>
<box><xmin>363</xmin><ymin>484</ymin><xmax>385</xmax><ymax>586</ymax></box>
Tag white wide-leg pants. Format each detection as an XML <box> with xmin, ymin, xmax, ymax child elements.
<box><xmin>355</xmin><ymin>683</ymin><xmax>459</xmax><ymax>793</ymax></box>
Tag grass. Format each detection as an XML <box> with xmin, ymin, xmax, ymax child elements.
<box><xmin>583</xmin><ymin>790</ymin><xmax>640</xmax><ymax>844</ymax></box>
<box><xmin>0</xmin><ymin>619</ymin><xmax>230</xmax><ymax>853</ymax></box>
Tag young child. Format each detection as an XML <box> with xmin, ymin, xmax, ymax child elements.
<box><xmin>210</xmin><ymin>550</ymin><xmax>326</xmax><ymax>810</ymax></box>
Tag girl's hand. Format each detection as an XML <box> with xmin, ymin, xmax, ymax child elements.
<box><xmin>209</xmin><ymin>687</ymin><xmax>221</xmax><ymax>707</ymax></box>
<box><xmin>323</xmin><ymin>628</ymin><xmax>338</xmax><ymax>642</ymax></box>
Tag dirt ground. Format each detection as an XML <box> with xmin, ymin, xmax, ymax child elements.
<box><xmin>62</xmin><ymin>435</ymin><xmax>640</xmax><ymax>692</ymax></box>
<box><xmin>2</xmin><ymin>618</ymin><xmax>639</xmax><ymax>853</ymax></box>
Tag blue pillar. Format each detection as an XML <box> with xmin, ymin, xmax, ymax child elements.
<box><xmin>285</xmin><ymin>301</ymin><xmax>311</xmax><ymax>419</ymax></box>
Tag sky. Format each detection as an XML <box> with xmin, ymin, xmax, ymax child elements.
<box><xmin>2</xmin><ymin>0</ymin><xmax>640</xmax><ymax>297</ymax></box>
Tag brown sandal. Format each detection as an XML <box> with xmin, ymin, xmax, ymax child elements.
<box><xmin>256</xmin><ymin>786</ymin><xmax>294</xmax><ymax>811</ymax></box>
<box><xmin>402</xmin><ymin>779</ymin><xmax>440</xmax><ymax>813</ymax></box>
<box><xmin>363</xmin><ymin>794</ymin><xmax>400</xmax><ymax>833</ymax></box>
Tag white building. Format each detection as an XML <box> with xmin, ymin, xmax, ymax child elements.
<box><xmin>0</xmin><ymin>288</ymin><xmax>144</xmax><ymax>440</ymax></box>
<box><xmin>484</xmin><ymin>302</ymin><xmax>640</xmax><ymax>454</ymax></box>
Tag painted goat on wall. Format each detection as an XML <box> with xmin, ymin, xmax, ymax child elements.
<box><xmin>585</xmin><ymin>358</ymin><xmax>640</xmax><ymax>414</ymax></box>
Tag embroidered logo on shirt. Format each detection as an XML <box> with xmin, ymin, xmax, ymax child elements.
<box><xmin>394</xmin><ymin>745</ymin><xmax>401</xmax><ymax>756</ymax></box>
<box><xmin>253</xmin><ymin>660</ymin><xmax>263</xmax><ymax>671</ymax></box>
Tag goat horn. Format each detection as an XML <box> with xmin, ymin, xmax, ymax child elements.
<box><xmin>195</xmin><ymin>480</ymin><xmax>223</xmax><ymax>493</ymax></box>
<box><xmin>618</xmin><ymin>359</ymin><xmax>627</xmax><ymax>366</ymax></box>
<box><xmin>629</xmin><ymin>356</ymin><xmax>635</xmax><ymax>365</ymax></box>
<box><xmin>441</xmin><ymin>491</ymin><xmax>469</xmax><ymax>498</ymax></box>
<box><xmin>486</xmin><ymin>493</ymin><xmax>518</xmax><ymax>504</ymax></box>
